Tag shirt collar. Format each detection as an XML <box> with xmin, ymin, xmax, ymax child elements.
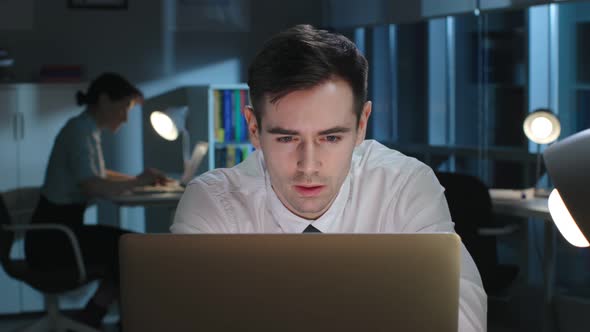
<box><xmin>263</xmin><ymin>152</ymin><xmax>352</xmax><ymax>234</ymax></box>
<box><xmin>81</xmin><ymin>110</ymin><xmax>101</xmax><ymax>138</ymax></box>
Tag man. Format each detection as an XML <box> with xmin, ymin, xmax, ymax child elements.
<box><xmin>172</xmin><ymin>24</ymin><xmax>487</xmax><ymax>331</ymax></box>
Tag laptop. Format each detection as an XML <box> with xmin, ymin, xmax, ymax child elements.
<box><xmin>131</xmin><ymin>141</ymin><xmax>209</xmax><ymax>194</ymax></box>
<box><xmin>119</xmin><ymin>233</ymin><xmax>461</xmax><ymax>332</ymax></box>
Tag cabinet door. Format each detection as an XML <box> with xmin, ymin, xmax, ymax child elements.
<box><xmin>18</xmin><ymin>84</ymin><xmax>84</xmax><ymax>187</ymax></box>
<box><xmin>0</xmin><ymin>87</ymin><xmax>19</xmax><ymax>190</ymax></box>
<box><xmin>0</xmin><ymin>87</ymin><xmax>23</xmax><ymax>314</ymax></box>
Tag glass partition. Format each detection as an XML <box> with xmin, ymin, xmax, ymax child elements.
<box><xmin>353</xmin><ymin>2</ymin><xmax>590</xmax><ymax>327</ymax></box>
<box><xmin>361</xmin><ymin>8</ymin><xmax>531</xmax><ymax>188</ymax></box>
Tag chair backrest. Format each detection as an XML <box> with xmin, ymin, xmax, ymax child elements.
<box><xmin>0</xmin><ymin>187</ymin><xmax>40</xmax><ymax>267</ymax></box>
<box><xmin>3</xmin><ymin>187</ymin><xmax>40</xmax><ymax>225</ymax></box>
<box><xmin>434</xmin><ymin>172</ymin><xmax>498</xmax><ymax>272</ymax></box>
<box><xmin>0</xmin><ymin>194</ymin><xmax>14</xmax><ymax>267</ymax></box>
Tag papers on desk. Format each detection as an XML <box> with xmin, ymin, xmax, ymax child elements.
<box><xmin>131</xmin><ymin>182</ymin><xmax>185</xmax><ymax>194</ymax></box>
<box><xmin>489</xmin><ymin>187</ymin><xmax>535</xmax><ymax>200</ymax></box>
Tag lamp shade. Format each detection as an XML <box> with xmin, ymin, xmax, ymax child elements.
<box><xmin>543</xmin><ymin>128</ymin><xmax>590</xmax><ymax>247</ymax></box>
<box><xmin>523</xmin><ymin>109</ymin><xmax>561</xmax><ymax>144</ymax></box>
<box><xmin>150</xmin><ymin>106</ymin><xmax>188</xmax><ymax>141</ymax></box>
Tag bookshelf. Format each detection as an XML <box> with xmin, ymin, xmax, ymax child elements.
<box><xmin>207</xmin><ymin>84</ymin><xmax>253</xmax><ymax>169</ymax></box>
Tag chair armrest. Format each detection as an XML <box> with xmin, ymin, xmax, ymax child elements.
<box><xmin>477</xmin><ymin>224</ymin><xmax>520</xmax><ymax>236</ymax></box>
<box><xmin>2</xmin><ymin>223</ymin><xmax>87</xmax><ymax>283</ymax></box>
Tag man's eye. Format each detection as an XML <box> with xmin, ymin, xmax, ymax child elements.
<box><xmin>325</xmin><ymin>135</ymin><xmax>341</xmax><ymax>143</ymax></box>
<box><xmin>277</xmin><ymin>136</ymin><xmax>293</xmax><ymax>143</ymax></box>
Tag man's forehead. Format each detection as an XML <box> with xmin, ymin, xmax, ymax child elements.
<box><xmin>263</xmin><ymin>81</ymin><xmax>354</xmax><ymax>116</ymax></box>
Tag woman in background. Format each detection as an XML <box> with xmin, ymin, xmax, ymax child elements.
<box><xmin>25</xmin><ymin>72</ymin><xmax>168</xmax><ymax>328</ymax></box>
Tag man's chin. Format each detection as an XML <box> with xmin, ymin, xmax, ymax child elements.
<box><xmin>290</xmin><ymin>202</ymin><xmax>330</xmax><ymax>220</ymax></box>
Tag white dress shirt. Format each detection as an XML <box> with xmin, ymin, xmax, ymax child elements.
<box><xmin>172</xmin><ymin>139</ymin><xmax>487</xmax><ymax>331</ymax></box>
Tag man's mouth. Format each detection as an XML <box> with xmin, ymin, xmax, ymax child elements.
<box><xmin>293</xmin><ymin>185</ymin><xmax>325</xmax><ymax>197</ymax></box>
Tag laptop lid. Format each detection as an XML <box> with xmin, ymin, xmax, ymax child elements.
<box><xmin>180</xmin><ymin>141</ymin><xmax>208</xmax><ymax>185</ymax></box>
<box><xmin>120</xmin><ymin>233</ymin><xmax>461</xmax><ymax>332</ymax></box>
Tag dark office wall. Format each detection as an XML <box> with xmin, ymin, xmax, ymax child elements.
<box><xmin>0</xmin><ymin>0</ymin><xmax>323</xmax><ymax>86</ymax></box>
<box><xmin>0</xmin><ymin>0</ymin><xmax>163</xmax><ymax>83</ymax></box>
<box><xmin>242</xmin><ymin>0</ymin><xmax>325</xmax><ymax>80</ymax></box>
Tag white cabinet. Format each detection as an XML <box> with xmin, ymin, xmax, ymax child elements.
<box><xmin>0</xmin><ymin>83</ymin><xmax>94</xmax><ymax>314</ymax></box>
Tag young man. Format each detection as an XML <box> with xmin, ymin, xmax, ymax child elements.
<box><xmin>171</xmin><ymin>24</ymin><xmax>486</xmax><ymax>331</ymax></box>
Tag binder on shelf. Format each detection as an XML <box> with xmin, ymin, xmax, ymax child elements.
<box><xmin>242</xmin><ymin>146</ymin><xmax>250</xmax><ymax>161</ymax></box>
<box><xmin>226</xmin><ymin>146</ymin><xmax>236</xmax><ymax>168</ymax></box>
<box><xmin>223</xmin><ymin>90</ymin><xmax>233</xmax><ymax>142</ymax></box>
<box><xmin>240</xmin><ymin>90</ymin><xmax>248</xmax><ymax>142</ymax></box>
<box><xmin>235</xmin><ymin>147</ymin><xmax>242</xmax><ymax>165</ymax></box>
<box><xmin>234</xmin><ymin>90</ymin><xmax>242</xmax><ymax>143</ymax></box>
<box><xmin>214</xmin><ymin>90</ymin><xmax>224</xmax><ymax>143</ymax></box>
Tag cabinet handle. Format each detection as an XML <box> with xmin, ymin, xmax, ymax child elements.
<box><xmin>19</xmin><ymin>112</ymin><xmax>24</xmax><ymax>140</ymax></box>
<box><xmin>12</xmin><ymin>113</ymin><xmax>18</xmax><ymax>141</ymax></box>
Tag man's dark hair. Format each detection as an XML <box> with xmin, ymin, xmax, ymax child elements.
<box><xmin>247</xmin><ymin>24</ymin><xmax>368</xmax><ymax>125</ymax></box>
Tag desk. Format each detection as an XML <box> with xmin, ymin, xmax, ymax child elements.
<box><xmin>109</xmin><ymin>192</ymin><xmax>183</xmax><ymax>207</ymax></box>
<box><xmin>108</xmin><ymin>192</ymin><xmax>183</xmax><ymax>230</ymax></box>
<box><xmin>491</xmin><ymin>195</ymin><xmax>556</xmax><ymax>331</ymax></box>
<box><xmin>491</xmin><ymin>196</ymin><xmax>550</xmax><ymax>220</ymax></box>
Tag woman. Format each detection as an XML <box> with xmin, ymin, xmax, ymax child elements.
<box><xmin>25</xmin><ymin>72</ymin><xmax>167</xmax><ymax>328</ymax></box>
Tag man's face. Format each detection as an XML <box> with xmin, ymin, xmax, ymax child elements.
<box><xmin>245</xmin><ymin>78</ymin><xmax>372</xmax><ymax>220</ymax></box>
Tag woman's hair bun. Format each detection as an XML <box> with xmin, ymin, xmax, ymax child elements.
<box><xmin>75</xmin><ymin>91</ymin><xmax>87</xmax><ymax>106</ymax></box>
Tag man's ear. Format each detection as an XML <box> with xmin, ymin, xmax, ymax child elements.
<box><xmin>243</xmin><ymin>105</ymin><xmax>261</xmax><ymax>149</ymax></box>
<box><xmin>356</xmin><ymin>101</ymin><xmax>372</xmax><ymax>145</ymax></box>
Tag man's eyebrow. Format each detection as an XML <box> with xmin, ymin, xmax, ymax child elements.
<box><xmin>318</xmin><ymin>127</ymin><xmax>352</xmax><ymax>135</ymax></box>
<box><xmin>266</xmin><ymin>127</ymin><xmax>299</xmax><ymax>135</ymax></box>
<box><xmin>265</xmin><ymin>126</ymin><xmax>353</xmax><ymax>135</ymax></box>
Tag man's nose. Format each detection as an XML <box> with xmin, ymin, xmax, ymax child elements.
<box><xmin>296</xmin><ymin>141</ymin><xmax>321</xmax><ymax>175</ymax></box>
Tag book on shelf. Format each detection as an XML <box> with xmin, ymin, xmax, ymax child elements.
<box><xmin>223</xmin><ymin>90</ymin><xmax>232</xmax><ymax>142</ymax></box>
<box><xmin>214</xmin><ymin>90</ymin><xmax>224</xmax><ymax>142</ymax></box>
<box><xmin>214</xmin><ymin>88</ymin><xmax>250</xmax><ymax>144</ymax></box>
<box><xmin>240</xmin><ymin>90</ymin><xmax>248</xmax><ymax>141</ymax></box>
<box><xmin>214</xmin><ymin>144</ymin><xmax>255</xmax><ymax>168</ymax></box>
<box><xmin>212</xmin><ymin>87</ymin><xmax>252</xmax><ymax>168</ymax></box>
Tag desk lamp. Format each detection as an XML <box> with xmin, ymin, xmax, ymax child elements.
<box><xmin>543</xmin><ymin>128</ymin><xmax>590</xmax><ymax>248</ymax></box>
<box><xmin>150</xmin><ymin>106</ymin><xmax>190</xmax><ymax>162</ymax></box>
<box><xmin>150</xmin><ymin>106</ymin><xmax>208</xmax><ymax>184</ymax></box>
<box><xmin>523</xmin><ymin>109</ymin><xmax>561</xmax><ymax>195</ymax></box>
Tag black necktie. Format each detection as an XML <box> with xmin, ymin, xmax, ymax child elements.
<box><xmin>303</xmin><ymin>224</ymin><xmax>322</xmax><ymax>233</ymax></box>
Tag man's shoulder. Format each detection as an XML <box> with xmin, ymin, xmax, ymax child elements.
<box><xmin>354</xmin><ymin>140</ymin><xmax>429</xmax><ymax>175</ymax></box>
<box><xmin>189</xmin><ymin>151</ymin><xmax>265</xmax><ymax>194</ymax></box>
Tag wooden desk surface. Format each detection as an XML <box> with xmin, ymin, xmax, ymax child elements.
<box><xmin>491</xmin><ymin>196</ymin><xmax>551</xmax><ymax>220</ymax></box>
<box><xmin>109</xmin><ymin>191</ymin><xmax>183</xmax><ymax>207</ymax></box>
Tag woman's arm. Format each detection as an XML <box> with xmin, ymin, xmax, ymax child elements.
<box><xmin>80</xmin><ymin>168</ymin><xmax>169</xmax><ymax>197</ymax></box>
<box><xmin>105</xmin><ymin>169</ymin><xmax>135</xmax><ymax>181</ymax></box>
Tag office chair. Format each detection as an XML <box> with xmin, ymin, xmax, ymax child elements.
<box><xmin>435</xmin><ymin>172</ymin><xmax>520</xmax><ymax>295</ymax></box>
<box><xmin>0</xmin><ymin>188</ymin><xmax>101</xmax><ymax>332</ymax></box>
